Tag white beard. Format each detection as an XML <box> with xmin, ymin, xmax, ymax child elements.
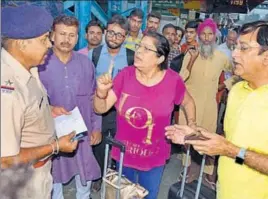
<box><xmin>199</xmin><ymin>41</ymin><xmax>216</xmax><ymax>59</ymax></box>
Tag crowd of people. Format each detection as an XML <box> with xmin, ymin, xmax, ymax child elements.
<box><xmin>1</xmin><ymin>4</ymin><xmax>268</xmax><ymax>199</ymax></box>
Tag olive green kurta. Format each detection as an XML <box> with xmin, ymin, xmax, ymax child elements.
<box><xmin>179</xmin><ymin>50</ymin><xmax>234</xmax><ymax>132</ymax></box>
<box><xmin>179</xmin><ymin>50</ymin><xmax>236</xmax><ymax>175</ymax></box>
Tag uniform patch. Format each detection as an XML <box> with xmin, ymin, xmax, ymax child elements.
<box><xmin>1</xmin><ymin>85</ymin><xmax>15</xmax><ymax>93</ymax></box>
<box><xmin>1</xmin><ymin>80</ymin><xmax>15</xmax><ymax>93</ymax></box>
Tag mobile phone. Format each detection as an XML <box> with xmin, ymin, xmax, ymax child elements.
<box><xmin>71</xmin><ymin>133</ymin><xmax>86</xmax><ymax>142</ymax></box>
<box><xmin>184</xmin><ymin>132</ymin><xmax>209</xmax><ymax>141</ymax></box>
<box><xmin>188</xmin><ymin>46</ymin><xmax>196</xmax><ymax>50</ymax></box>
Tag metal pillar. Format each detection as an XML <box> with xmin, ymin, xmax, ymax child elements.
<box><xmin>63</xmin><ymin>0</ymin><xmax>148</xmax><ymax>49</ymax></box>
<box><xmin>64</xmin><ymin>0</ymin><xmax>109</xmax><ymax>49</ymax></box>
<box><xmin>75</xmin><ymin>1</ymin><xmax>91</xmax><ymax>49</ymax></box>
<box><xmin>140</xmin><ymin>0</ymin><xmax>149</xmax><ymax>31</ymax></box>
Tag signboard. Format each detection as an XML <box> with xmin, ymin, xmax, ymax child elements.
<box><xmin>168</xmin><ymin>8</ymin><xmax>181</xmax><ymax>16</ymax></box>
<box><xmin>152</xmin><ymin>0</ymin><xmax>184</xmax><ymax>9</ymax></box>
<box><xmin>184</xmin><ymin>1</ymin><xmax>201</xmax><ymax>9</ymax></box>
<box><xmin>230</xmin><ymin>0</ymin><xmax>244</xmax><ymax>6</ymax></box>
<box><xmin>152</xmin><ymin>0</ymin><xmax>203</xmax><ymax>16</ymax></box>
<box><xmin>188</xmin><ymin>10</ymin><xmax>196</xmax><ymax>20</ymax></box>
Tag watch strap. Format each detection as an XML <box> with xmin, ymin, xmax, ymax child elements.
<box><xmin>235</xmin><ymin>148</ymin><xmax>246</xmax><ymax>165</ymax></box>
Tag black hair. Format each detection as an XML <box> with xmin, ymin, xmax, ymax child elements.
<box><xmin>240</xmin><ymin>21</ymin><xmax>268</xmax><ymax>54</ymax></box>
<box><xmin>53</xmin><ymin>15</ymin><xmax>79</xmax><ymax>31</ymax></box>
<box><xmin>176</xmin><ymin>26</ymin><xmax>185</xmax><ymax>38</ymax></box>
<box><xmin>129</xmin><ymin>8</ymin><xmax>144</xmax><ymax>19</ymax></box>
<box><xmin>144</xmin><ymin>31</ymin><xmax>170</xmax><ymax>70</ymax></box>
<box><xmin>147</xmin><ymin>12</ymin><xmax>161</xmax><ymax>21</ymax></box>
<box><xmin>162</xmin><ymin>23</ymin><xmax>176</xmax><ymax>33</ymax></box>
<box><xmin>185</xmin><ymin>20</ymin><xmax>199</xmax><ymax>30</ymax></box>
<box><xmin>85</xmin><ymin>20</ymin><xmax>104</xmax><ymax>33</ymax></box>
<box><xmin>195</xmin><ymin>18</ymin><xmax>203</xmax><ymax>24</ymax></box>
<box><xmin>107</xmin><ymin>14</ymin><xmax>129</xmax><ymax>35</ymax></box>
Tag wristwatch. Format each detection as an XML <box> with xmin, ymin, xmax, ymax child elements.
<box><xmin>235</xmin><ymin>148</ymin><xmax>247</xmax><ymax>165</ymax></box>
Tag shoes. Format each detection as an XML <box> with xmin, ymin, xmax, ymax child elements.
<box><xmin>91</xmin><ymin>179</ymin><xmax>102</xmax><ymax>193</ymax></box>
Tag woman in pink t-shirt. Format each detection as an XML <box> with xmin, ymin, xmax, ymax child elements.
<box><xmin>94</xmin><ymin>31</ymin><xmax>196</xmax><ymax>199</ymax></box>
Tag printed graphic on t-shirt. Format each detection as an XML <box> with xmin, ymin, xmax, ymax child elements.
<box><xmin>118</xmin><ymin>92</ymin><xmax>156</xmax><ymax>146</ymax></box>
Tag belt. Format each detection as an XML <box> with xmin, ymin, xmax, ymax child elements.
<box><xmin>33</xmin><ymin>157</ymin><xmax>51</xmax><ymax>169</ymax></box>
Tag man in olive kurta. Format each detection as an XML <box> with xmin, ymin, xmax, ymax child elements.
<box><xmin>178</xmin><ymin>19</ymin><xmax>238</xmax><ymax>185</ymax></box>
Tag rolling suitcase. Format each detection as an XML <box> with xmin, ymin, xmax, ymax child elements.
<box><xmin>168</xmin><ymin>146</ymin><xmax>216</xmax><ymax>199</ymax></box>
<box><xmin>101</xmin><ymin>136</ymin><xmax>148</xmax><ymax>199</ymax></box>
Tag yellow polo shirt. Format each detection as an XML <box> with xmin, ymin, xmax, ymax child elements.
<box><xmin>124</xmin><ymin>33</ymin><xmax>143</xmax><ymax>51</ymax></box>
<box><xmin>218</xmin><ymin>81</ymin><xmax>268</xmax><ymax>199</ymax></box>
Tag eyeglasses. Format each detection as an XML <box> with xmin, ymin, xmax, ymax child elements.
<box><xmin>106</xmin><ymin>30</ymin><xmax>125</xmax><ymax>40</ymax></box>
<box><xmin>231</xmin><ymin>44</ymin><xmax>261</xmax><ymax>52</ymax></box>
<box><xmin>135</xmin><ymin>43</ymin><xmax>158</xmax><ymax>54</ymax></box>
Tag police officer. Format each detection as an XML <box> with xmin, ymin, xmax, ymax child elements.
<box><xmin>1</xmin><ymin>5</ymin><xmax>78</xmax><ymax>199</ymax></box>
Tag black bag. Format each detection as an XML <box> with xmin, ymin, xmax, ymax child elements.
<box><xmin>169</xmin><ymin>180</ymin><xmax>216</xmax><ymax>199</ymax></box>
<box><xmin>168</xmin><ymin>146</ymin><xmax>216</xmax><ymax>199</ymax></box>
<box><xmin>170</xmin><ymin>53</ymin><xmax>185</xmax><ymax>73</ymax></box>
<box><xmin>92</xmin><ymin>45</ymin><xmax>134</xmax><ymax>67</ymax></box>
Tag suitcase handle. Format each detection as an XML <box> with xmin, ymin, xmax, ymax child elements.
<box><xmin>105</xmin><ymin>136</ymin><xmax>126</xmax><ymax>153</ymax></box>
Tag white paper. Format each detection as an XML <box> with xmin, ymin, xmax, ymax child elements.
<box><xmin>54</xmin><ymin>107</ymin><xmax>88</xmax><ymax>138</ymax></box>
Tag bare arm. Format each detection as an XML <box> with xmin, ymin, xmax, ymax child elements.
<box><xmin>186</xmin><ymin>129</ymin><xmax>268</xmax><ymax>175</ymax></box>
<box><xmin>180</xmin><ymin>90</ymin><xmax>196</xmax><ymax>126</ymax></box>
<box><xmin>223</xmin><ymin>142</ymin><xmax>268</xmax><ymax>175</ymax></box>
<box><xmin>244</xmin><ymin>150</ymin><xmax>268</xmax><ymax>175</ymax></box>
<box><xmin>1</xmin><ymin>133</ymin><xmax>78</xmax><ymax>169</ymax></box>
<box><xmin>1</xmin><ymin>144</ymin><xmax>54</xmax><ymax>169</ymax></box>
<box><xmin>179</xmin><ymin>51</ymin><xmax>199</xmax><ymax>82</ymax></box>
<box><xmin>93</xmin><ymin>89</ymin><xmax>117</xmax><ymax>114</ymax></box>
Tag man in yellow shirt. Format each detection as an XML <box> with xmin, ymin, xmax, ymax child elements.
<box><xmin>165</xmin><ymin>20</ymin><xmax>268</xmax><ymax>199</ymax></box>
<box><xmin>125</xmin><ymin>8</ymin><xmax>144</xmax><ymax>51</ymax></box>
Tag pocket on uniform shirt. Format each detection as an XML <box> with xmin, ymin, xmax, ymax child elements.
<box><xmin>38</xmin><ymin>96</ymin><xmax>50</xmax><ymax>131</ymax></box>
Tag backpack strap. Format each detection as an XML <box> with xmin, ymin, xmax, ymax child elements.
<box><xmin>92</xmin><ymin>45</ymin><xmax>103</xmax><ymax>67</ymax></box>
<box><xmin>126</xmin><ymin>48</ymin><xmax>135</xmax><ymax>66</ymax></box>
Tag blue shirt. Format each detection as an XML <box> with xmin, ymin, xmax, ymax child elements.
<box><xmin>88</xmin><ymin>43</ymin><xmax>129</xmax><ymax>78</ymax></box>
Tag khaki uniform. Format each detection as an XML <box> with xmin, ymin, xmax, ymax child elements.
<box><xmin>179</xmin><ymin>50</ymin><xmax>237</xmax><ymax>175</ymax></box>
<box><xmin>1</xmin><ymin>48</ymin><xmax>54</xmax><ymax>199</ymax></box>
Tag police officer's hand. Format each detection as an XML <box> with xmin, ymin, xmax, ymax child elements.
<box><xmin>58</xmin><ymin>132</ymin><xmax>78</xmax><ymax>153</ymax></box>
<box><xmin>96</xmin><ymin>60</ymin><xmax>114</xmax><ymax>99</ymax></box>
<box><xmin>51</xmin><ymin>106</ymin><xmax>71</xmax><ymax>118</ymax></box>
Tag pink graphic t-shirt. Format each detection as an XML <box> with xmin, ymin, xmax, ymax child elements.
<box><xmin>111</xmin><ymin>66</ymin><xmax>186</xmax><ymax>171</ymax></box>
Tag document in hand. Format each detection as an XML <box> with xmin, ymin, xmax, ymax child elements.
<box><xmin>54</xmin><ymin>107</ymin><xmax>88</xmax><ymax>138</ymax></box>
